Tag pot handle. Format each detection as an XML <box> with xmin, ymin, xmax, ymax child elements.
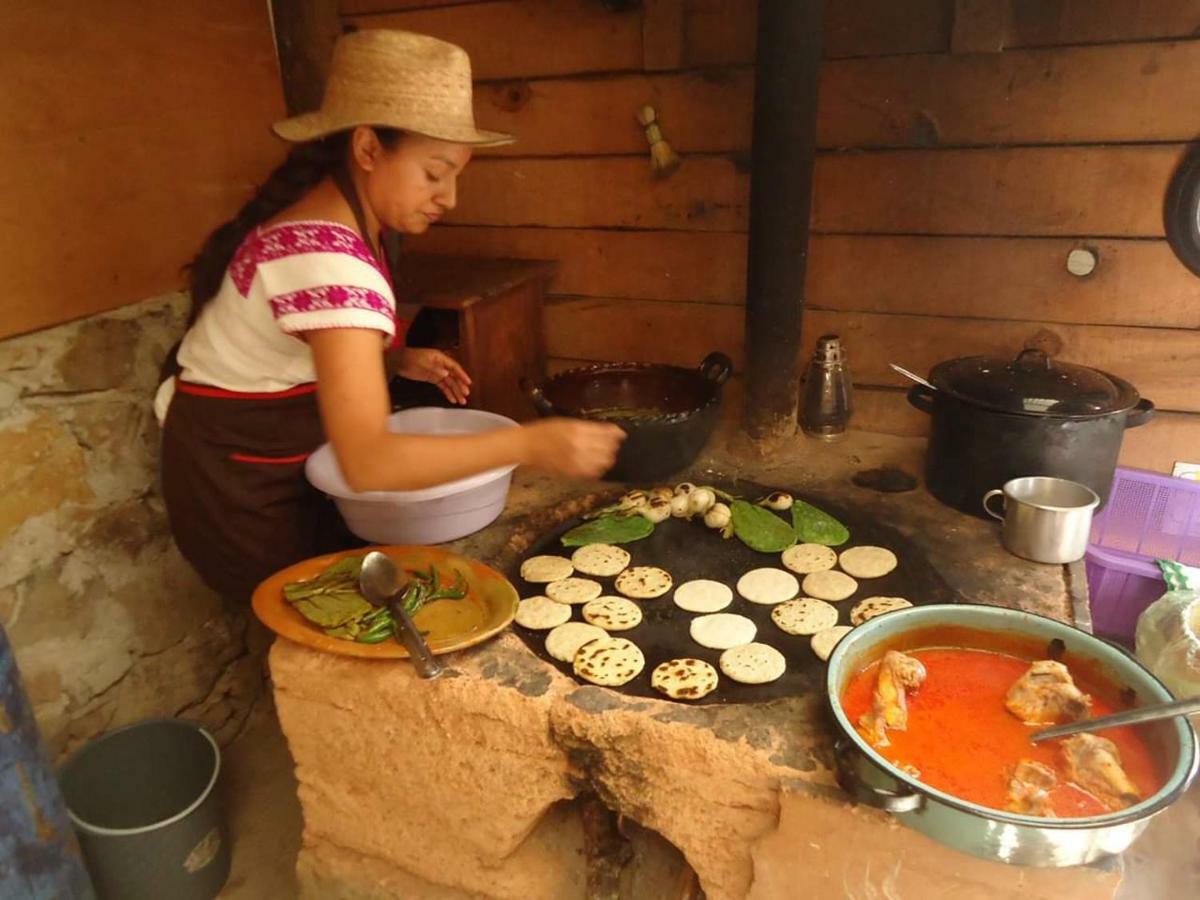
<box><xmin>519</xmin><ymin>377</ymin><xmax>555</xmax><ymax>417</ymax></box>
<box><xmin>1124</xmin><ymin>398</ymin><xmax>1155</xmax><ymax>429</ymax></box>
<box><xmin>982</xmin><ymin>489</ymin><xmax>1006</xmax><ymax>520</ymax></box>
<box><xmin>833</xmin><ymin>738</ymin><xmax>925</xmax><ymax>814</ymax></box>
<box><xmin>906</xmin><ymin>385</ymin><xmax>936</xmax><ymax>414</ymax></box>
<box><xmin>698</xmin><ymin>352</ymin><xmax>733</xmax><ymax>386</ymax></box>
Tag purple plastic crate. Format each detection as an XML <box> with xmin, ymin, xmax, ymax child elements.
<box><xmin>1085</xmin><ymin>466</ymin><xmax>1200</xmax><ymax>644</ymax></box>
<box><xmin>1090</xmin><ymin>466</ymin><xmax>1200</xmax><ymax>564</ymax></box>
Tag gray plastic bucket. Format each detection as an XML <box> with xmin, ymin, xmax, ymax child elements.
<box><xmin>58</xmin><ymin>719</ymin><xmax>230</xmax><ymax>900</ymax></box>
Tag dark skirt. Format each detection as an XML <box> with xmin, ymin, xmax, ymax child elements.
<box><xmin>160</xmin><ymin>383</ymin><xmax>361</xmax><ymax>602</ymax></box>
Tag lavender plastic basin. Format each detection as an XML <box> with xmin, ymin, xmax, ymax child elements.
<box><xmin>305</xmin><ymin>407</ymin><xmax>519</xmax><ymax>545</ymax></box>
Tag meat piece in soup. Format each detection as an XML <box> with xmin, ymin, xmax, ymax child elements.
<box><xmin>1005</xmin><ymin>660</ymin><xmax>1093</xmax><ymax>725</ymax></box>
<box><xmin>1004</xmin><ymin>759</ymin><xmax>1058</xmax><ymax>817</ymax></box>
<box><xmin>1062</xmin><ymin>734</ymin><xmax>1141</xmax><ymax>811</ymax></box>
<box><xmin>858</xmin><ymin>650</ymin><xmax>927</xmax><ymax>747</ymax></box>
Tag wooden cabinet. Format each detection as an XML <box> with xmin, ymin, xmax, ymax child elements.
<box><xmin>394</xmin><ymin>254</ymin><xmax>555</xmax><ymax>422</ymax></box>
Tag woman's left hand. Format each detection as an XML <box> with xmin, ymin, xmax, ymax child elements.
<box><xmin>395</xmin><ymin>348</ymin><xmax>472</xmax><ymax>405</ymax></box>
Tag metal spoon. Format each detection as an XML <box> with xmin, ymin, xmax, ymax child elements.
<box><xmin>358</xmin><ymin>551</ymin><xmax>444</xmax><ymax>679</ymax></box>
<box><xmin>888</xmin><ymin>363</ymin><xmax>938</xmax><ymax>393</ymax></box>
<box><xmin>1030</xmin><ymin>695</ymin><xmax>1200</xmax><ymax>742</ymax></box>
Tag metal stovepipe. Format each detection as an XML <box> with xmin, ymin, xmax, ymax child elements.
<box><xmin>742</xmin><ymin>0</ymin><xmax>823</xmax><ymax>439</ymax></box>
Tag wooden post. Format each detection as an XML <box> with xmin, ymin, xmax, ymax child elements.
<box><xmin>270</xmin><ymin>0</ymin><xmax>342</xmax><ymax>115</ymax></box>
<box><xmin>743</xmin><ymin>0</ymin><xmax>823</xmax><ymax>439</ymax></box>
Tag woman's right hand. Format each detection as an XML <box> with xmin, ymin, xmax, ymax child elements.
<box><xmin>521</xmin><ymin>419</ymin><xmax>626</xmax><ymax>479</ymax></box>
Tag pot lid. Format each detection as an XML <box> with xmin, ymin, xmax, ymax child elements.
<box><xmin>929</xmin><ymin>349</ymin><xmax>1140</xmax><ymax>417</ymax></box>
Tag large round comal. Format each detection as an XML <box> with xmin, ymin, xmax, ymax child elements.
<box><xmin>305</xmin><ymin>407</ymin><xmax>519</xmax><ymax>545</ymax></box>
<box><xmin>826</xmin><ymin>604</ymin><xmax>1197</xmax><ymax>867</ymax></box>
<box><xmin>908</xmin><ymin>349</ymin><xmax>1153</xmax><ymax>518</ymax></box>
<box><xmin>522</xmin><ymin>353</ymin><xmax>733</xmax><ymax>482</ymax></box>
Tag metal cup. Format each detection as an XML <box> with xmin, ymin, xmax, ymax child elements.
<box><xmin>983</xmin><ymin>476</ymin><xmax>1100</xmax><ymax>564</ymax></box>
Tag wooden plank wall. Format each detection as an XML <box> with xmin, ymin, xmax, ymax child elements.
<box><xmin>0</xmin><ymin>1</ymin><xmax>286</xmax><ymax>339</ymax></box>
<box><xmin>351</xmin><ymin>0</ymin><xmax>1200</xmax><ymax>474</ymax></box>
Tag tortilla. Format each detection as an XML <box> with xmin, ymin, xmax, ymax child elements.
<box><xmin>615</xmin><ymin>566</ymin><xmax>673</xmax><ymax>599</ymax></box>
<box><xmin>573</xmin><ymin>636</ymin><xmax>645</xmax><ymax>686</ymax></box>
<box><xmin>545</xmin><ymin>577</ymin><xmax>603</xmax><ymax>605</ymax></box>
<box><xmin>515</xmin><ymin>595</ymin><xmax>572</xmax><ymax>630</ymax></box>
<box><xmin>719</xmin><ymin>642</ymin><xmax>787</xmax><ymax>684</ymax></box>
<box><xmin>771</xmin><ymin>597</ymin><xmax>839</xmax><ymax>636</ymax></box>
<box><xmin>520</xmin><ymin>555</ymin><xmax>574</xmax><ymax>583</ymax></box>
<box><xmin>850</xmin><ymin>596</ymin><xmax>912</xmax><ymax>626</ymax></box>
<box><xmin>802</xmin><ymin>570</ymin><xmax>858</xmax><ymax>602</ymax></box>
<box><xmin>736</xmin><ymin>568</ymin><xmax>800</xmax><ymax>606</ymax></box>
<box><xmin>571</xmin><ymin>543</ymin><xmax>631</xmax><ymax>578</ymax></box>
<box><xmin>780</xmin><ymin>543</ymin><xmax>838</xmax><ymax>575</ymax></box>
<box><xmin>838</xmin><ymin>546</ymin><xmax>898</xmax><ymax>579</ymax></box>
<box><xmin>545</xmin><ymin>622</ymin><xmax>608</xmax><ymax>662</ymax></box>
<box><xmin>673</xmin><ymin>579</ymin><xmax>734</xmax><ymax>613</ymax></box>
<box><xmin>582</xmin><ymin>596</ymin><xmax>643</xmax><ymax>631</ymax></box>
<box><xmin>651</xmin><ymin>658</ymin><xmax>719</xmax><ymax>700</ymax></box>
<box><xmin>811</xmin><ymin>625</ymin><xmax>853</xmax><ymax>661</ymax></box>
<box><xmin>690</xmin><ymin>613</ymin><xmax>757</xmax><ymax>650</ymax></box>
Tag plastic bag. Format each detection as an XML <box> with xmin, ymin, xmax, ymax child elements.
<box><xmin>1135</xmin><ymin>589</ymin><xmax>1200</xmax><ymax>699</ymax></box>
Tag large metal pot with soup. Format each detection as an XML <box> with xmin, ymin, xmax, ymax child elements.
<box><xmin>825</xmin><ymin>604</ymin><xmax>1197</xmax><ymax>867</ymax></box>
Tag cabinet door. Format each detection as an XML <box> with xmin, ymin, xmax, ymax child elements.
<box><xmin>461</xmin><ymin>283</ymin><xmax>546</xmax><ymax>422</ymax></box>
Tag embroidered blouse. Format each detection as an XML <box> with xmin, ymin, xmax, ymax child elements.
<box><xmin>186</xmin><ymin>218</ymin><xmax>406</xmax><ymax>380</ymax></box>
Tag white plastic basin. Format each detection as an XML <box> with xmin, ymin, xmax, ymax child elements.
<box><xmin>305</xmin><ymin>407</ymin><xmax>519</xmax><ymax>545</ymax></box>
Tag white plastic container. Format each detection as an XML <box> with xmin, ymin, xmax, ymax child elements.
<box><xmin>305</xmin><ymin>407</ymin><xmax>519</xmax><ymax>545</ymax></box>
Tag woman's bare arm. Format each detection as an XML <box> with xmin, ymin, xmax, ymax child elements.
<box><xmin>309</xmin><ymin>329</ymin><xmax>623</xmax><ymax>491</ymax></box>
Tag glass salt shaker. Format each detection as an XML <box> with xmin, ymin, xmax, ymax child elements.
<box><xmin>801</xmin><ymin>334</ymin><xmax>853</xmax><ymax>440</ymax></box>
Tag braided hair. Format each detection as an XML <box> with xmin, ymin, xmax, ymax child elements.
<box><xmin>183</xmin><ymin>127</ymin><xmax>402</xmax><ymax>325</ymax></box>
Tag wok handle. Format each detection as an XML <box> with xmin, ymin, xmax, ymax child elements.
<box><xmin>906</xmin><ymin>385</ymin><xmax>936</xmax><ymax>414</ymax></box>
<box><xmin>519</xmin><ymin>377</ymin><xmax>555</xmax><ymax>417</ymax></box>
<box><xmin>833</xmin><ymin>738</ymin><xmax>926</xmax><ymax>814</ymax></box>
<box><xmin>982</xmin><ymin>489</ymin><xmax>1006</xmax><ymax>521</ymax></box>
<box><xmin>698</xmin><ymin>352</ymin><xmax>734</xmax><ymax>386</ymax></box>
<box><xmin>1125</xmin><ymin>398</ymin><xmax>1155</xmax><ymax>429</ymax></box>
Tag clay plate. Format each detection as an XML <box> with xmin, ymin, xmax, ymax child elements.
<box><xmin>252</xmin><ymin>545</ymin><xmax>518</xmax><ymax>659</ymax></box>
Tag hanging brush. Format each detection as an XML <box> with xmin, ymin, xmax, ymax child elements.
<box><xmin>637</xmin><ymin>105</ymin><xmax>681</xmax><ymax>178</ymax></box>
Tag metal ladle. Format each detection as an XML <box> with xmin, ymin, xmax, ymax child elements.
<box><xmin>358</xmin><ymin>551</ymin><xmax>444</xmax><ymax>679</ymax></box>
<box><xmin>889</xmin><ymin>363</ymin><xmax>938</xmax><ymax>392</ymax></box>
<box><xmin>1030</xmin><ymin>695</ymin><xmax>1200</xmax><ymax>742</ymax></box>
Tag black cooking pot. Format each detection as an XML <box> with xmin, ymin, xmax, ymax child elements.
<box><xmin>908</xmin><ymin>349</ymin><xmax>1154</xmax><ymax>518</ymax></box>
<box><xmin>521</xmin><ymin>353</ymin><xmax>733</xmax><ymax>482</ymax></box>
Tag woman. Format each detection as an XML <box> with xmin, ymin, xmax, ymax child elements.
<box><xmin>159</xmin><ymin>30</ymin><xmax>624</xmax><ymax>600</ymax></box>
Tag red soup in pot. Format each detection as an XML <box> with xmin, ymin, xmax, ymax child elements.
<box><xmin>840</xmin><ymin>641</ymin><xmax>1166</xmax><ymax>818</ymax></box>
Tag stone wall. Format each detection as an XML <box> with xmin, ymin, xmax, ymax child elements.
<box><xmin>0</xmin><ymin>296</ymin><xmax>263</xmax><ymax>759</ymax></box>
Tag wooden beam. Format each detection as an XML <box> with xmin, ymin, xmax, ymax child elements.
<box><xmin>812</xmin><ymin>145</ymin><xmax>1187</xmax><ymax>237</ymax></box>
<box><xmin>1007</xmin><ymin>0</ymin><xmax>1200</xmax><ymax>49</ymax></box>
<box><xmin>474</xmin><ymin>69</ymin><xmax>753</xmax><ymax>158</ymax></box>
<box><xmin>821</xmin><ymin>42</ymin><xmax>1200</xmax><ymax>148</ymax></box>
<box><xmin>544</xmin><ymin>297</ymin><xmax>1200</xmax><ymax>412</ymax></box>
<box><xmin>346</xmin><ymin>0</ymin><xmax>956</xmax><ymax>80</ymax></box>
<box><xmin>449</xmin><ymin>156</ymin><xmax>749</xmax><ymax>231</ymax></box>
<box><xmin>407</xmin><ymin>226</ymin><xmax>748</xmax><ymax>304</ymax></box>
<box><xmin>348</xmin><ymin>0</ymin><xmax>644</xmax><ymax>80</ymax></box>
<box><xmin>643</xmin><ymin>0</ymin><xmax>685</xmax><ymax>71</ymax></box>
<box><xmin>805</xmin><ymin>236</ymin><xmax>1199</xmax><ymax>329</ymax></box>
<box><xmin>951</xmin><ymin>0</ymin><xmax>1011</xmax><ymax>54</ymax></box>
<box><xmin>272</xmin><ymin>0</ymin><xmax>341</xmax><ymax>115</ymax></box>
<box><xmin>470</xmin><ymin>42</ymin><xmax>1200</xmax><ymax>158</ymax></box>
<box><xmin>409</xmin><ymin>229</ymin><xmax>1199</xmax><ymax>330</ymax></box>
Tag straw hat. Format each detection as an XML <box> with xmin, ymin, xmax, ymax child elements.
<box><xmin>272</xmin><ymin>29</ymin><xmax>514</xmax><ymax>147</ymax></box>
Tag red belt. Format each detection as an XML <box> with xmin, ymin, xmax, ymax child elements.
<box><xmin>176</xmin><ymin>380</ymin><xmax>317</xmax><ymax>400</ymax></box>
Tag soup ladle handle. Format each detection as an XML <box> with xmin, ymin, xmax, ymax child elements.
<box><xmin>1029</xmin><ymin>696</ymin><xmax>1200</xmax><ymax>743</ymax></box>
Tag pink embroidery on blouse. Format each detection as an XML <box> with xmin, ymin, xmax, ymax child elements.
<box><xmin>229</xmin><ymin>222</ymin><xmax>381</xmax><ymax>296</ymax></box>
<box><xmin>269</xmin><ymin>285</ymin><xmax>392</xmax><ymax>322</ymax></box>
